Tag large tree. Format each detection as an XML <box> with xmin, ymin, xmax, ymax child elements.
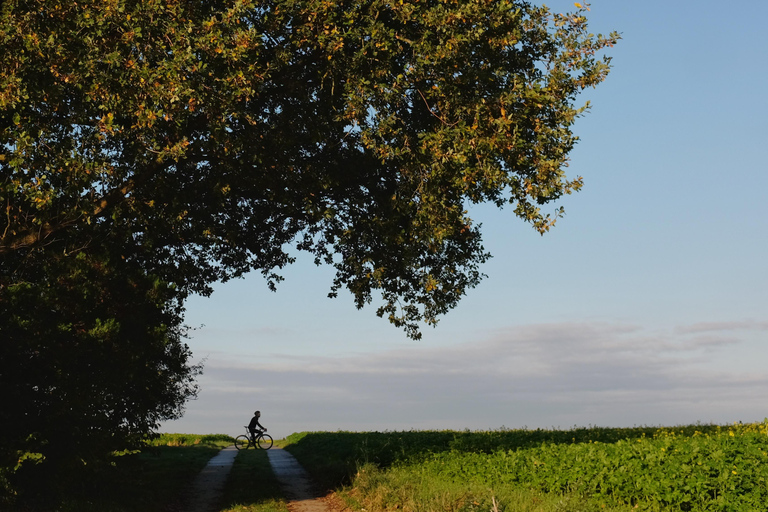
<box><xmin>0</xmin><ymin>0</ymin><xmax>617</xmax><ymax>500</ymax></box>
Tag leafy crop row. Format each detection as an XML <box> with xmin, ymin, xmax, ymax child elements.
<box><xmin>285</xmin><ymin>422</ymin><xmax>768</xmax><ymax>511</ymax></box>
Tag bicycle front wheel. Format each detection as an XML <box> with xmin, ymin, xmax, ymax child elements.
<box><xmin>256</xmin><ymin>434</ymin><xmax>273</xmax><ymax>450</ymax></box>
<box><xmin>234</xmin><ymin>435</ymin><xmax>251</xmax><ymax>450</ymax></box>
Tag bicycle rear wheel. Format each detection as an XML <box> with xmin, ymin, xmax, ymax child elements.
<box><xmin>234</xmin><ymin>435</ymin><xmax>251</xmax><ymax>450</ymax></box>
<box><xmin>256</xmin><ymin>434</ymin><xmax>273</xmax><ymax>450</ymax></box>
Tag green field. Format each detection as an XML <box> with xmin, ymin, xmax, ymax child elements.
<box><xmin>7</xmin><ymin>424</ymin><xmax>768</xmax><ymax>511</ymax></box>
<box><xmin>283</xmin><ymin>421</ymin><xmax>768</xmax><ymax>512</ymax></box>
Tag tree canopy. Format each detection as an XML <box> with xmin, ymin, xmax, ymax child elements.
<box><xmin>0</xmin><ymin>0</ymin><xmax>617</xmax><ymax>502</ymax></box>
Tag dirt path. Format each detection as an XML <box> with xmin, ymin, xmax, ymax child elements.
<box><xmin>266</xmin><ymin>448</ymin><xmax>332</xmax><ymax>512</ymax></box>
<box><xmin>185</xmin><ymin>446</ymin><xmax>239</xmax><ymax>512</ymax></box>
<box><xmin>184</xmin><ymin>445</ymin><xmax>337</xmax><ymax>512</ymax></box>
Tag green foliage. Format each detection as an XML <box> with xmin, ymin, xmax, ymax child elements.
<box><xmin>345</xmin><ymin>462</ymin><xmax>636</xmax><ymax>512</ymax></box>
<box><xmin>1</xmin><ymin>0</ymin><xmax>618</xmax><ymax>336</ymax></box>
<box><xmin>0</xmin><ymin>249</ymin><xmax>201</xmax><ymax>506</ymax></box>
<box><xmin>0</xmin><ymin>0</ymin><xmax>617</xmax><ymax>503</ymax></box>
<box><xmin>283</xmin><ymin>425</ymin><xmax>724</xmax><ymax>489</ymax></box>
<box><xmin>148</xmin><ymin>433</ymin><xmax>235</xmax><ymax>447</ymax></box>
<box><xmin>284</xmin><ymin>422</ymin><xmax>768</xmax><ymax>511</ymax></box>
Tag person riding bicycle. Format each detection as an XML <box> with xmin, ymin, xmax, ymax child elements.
<box><xmin>248</xmin><ymin>410</ymin><xmax>266</xmax><ymax>440</ymax></box>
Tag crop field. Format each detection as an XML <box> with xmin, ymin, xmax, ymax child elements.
<box><xmin>284</xmin><ymin>421</ymin><xmax>768</xmax><ymax>512</ymax></box>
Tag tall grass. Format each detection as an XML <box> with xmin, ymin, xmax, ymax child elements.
<box><xmin>343</xmin><ymin>462</ymin><xmax>637</xmax><ymax>512</ymax></box>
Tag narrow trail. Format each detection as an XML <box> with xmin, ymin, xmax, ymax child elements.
<box><xmin>266</xmin><ymin>448</ymin><xmax>331</xmax><ymax>512</ymax></box>
<box><xmin>185</xmin><ymin>446</ymin><xmax>238</xmax><ymax>512</ymax></box>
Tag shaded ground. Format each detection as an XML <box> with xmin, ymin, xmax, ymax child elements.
<box><xmin>185</xmin><ymin>446</ymin><xmax>239</xmax><ymax>512</ymax></box>
<box><xmin>184</xmin><ymin>446</ymin><xmax>335</xmax><ymax>512</ymax></box>
<box><xmin>266</xmin><ymin>448</ymin><xmax>331</xmax><ymax>512</ymax></box>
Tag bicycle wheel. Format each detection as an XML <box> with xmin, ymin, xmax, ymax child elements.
<box><xmin>234</xmin><ymin>435</ymin><xmax>251</xmax><ymax>450</ymax></box>
<box><xmin>256</xmin><ymin>433</ymin><xmax>273</xmax><ymax>450</ymax></box>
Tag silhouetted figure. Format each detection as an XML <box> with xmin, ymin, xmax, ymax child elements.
<box><xmin>248</xmin><ymin>410</ymin><xmax>266</xmax><ymax>440</ymax></box>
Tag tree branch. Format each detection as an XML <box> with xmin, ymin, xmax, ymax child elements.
<box><xmin>0</xmin><ymin>161</ymin><xmax>162</xmax><ymax>255</ymax></box>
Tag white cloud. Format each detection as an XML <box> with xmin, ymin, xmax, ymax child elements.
<box><xmin>162</xmin><ymin>321</ymin><xmax>768</xmax><ymax>438</ymax></box>
<box><xmin>675</xmin><ymin>320</ymin><xmax>768</xmax><ymax>334</ymax></box>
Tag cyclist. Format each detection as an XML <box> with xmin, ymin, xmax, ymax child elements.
<box><xmin>248</xmin><ymin>410</ymin><xmax>267</xmax><ymax>441</ymax></box>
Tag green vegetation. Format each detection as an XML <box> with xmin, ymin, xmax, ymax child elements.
<box><xmin>2</xmin><ymin>0</ymin><xmax>617</xmax><ymax>500</ymax></box>
<box><xmin>220</xmin><ymin>449</ymin><xmax>289</xmax><ymax>512</ymax></box>
<box><xmin>345</xmin><ymin>463</ymin><xmax>636</xmax><ymax>512</ymax></box>
<box><xmin>9</xmin><ymin>424</ymin><xmax>768</xmax><ymax>511</ymax></box>
<box><xmin>7</xmin><ymin>434</ymin><xmax>232</xmax><ymax>511</ymax></box>
<box><xmin>149</xmin><ymin>433</ymin><xmax>235</xmax><ymax>448</ymax></box>
<box><xmin>285</xmin><ymin>422</ymin><xmax>768</xmax><ymax>511</ymax></box>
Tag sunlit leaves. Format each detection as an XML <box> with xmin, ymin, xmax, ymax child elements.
<box><xmin>1</xmin><ymin>4</ymin><xmax>618</xmax><ymax>498</ymax></box>
<box><xmin>1</xmin><ymin>0</ymin><xmax>617</xmax><ymax>337</ymax></box>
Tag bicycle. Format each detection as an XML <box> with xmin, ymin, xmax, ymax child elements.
<box><xmin>234</xmin><ymin>427</ymin><xmax>273</xmax><ymax>450</ymax></box>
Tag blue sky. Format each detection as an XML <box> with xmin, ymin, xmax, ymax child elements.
<box><xmin>160</xmin><ymin>0</ymin><xmax>768</xmax><ymax>439</ymax></box>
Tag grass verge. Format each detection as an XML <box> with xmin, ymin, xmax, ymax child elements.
<box><xmin>337</xmin><ymin>462</ymin><xmax>637</xmax><ymax>512</ymax></box>
<box><xmin>219</xmin><ymin>448</ymin><xmax>289</xmax><ymax>512</ymax></box>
